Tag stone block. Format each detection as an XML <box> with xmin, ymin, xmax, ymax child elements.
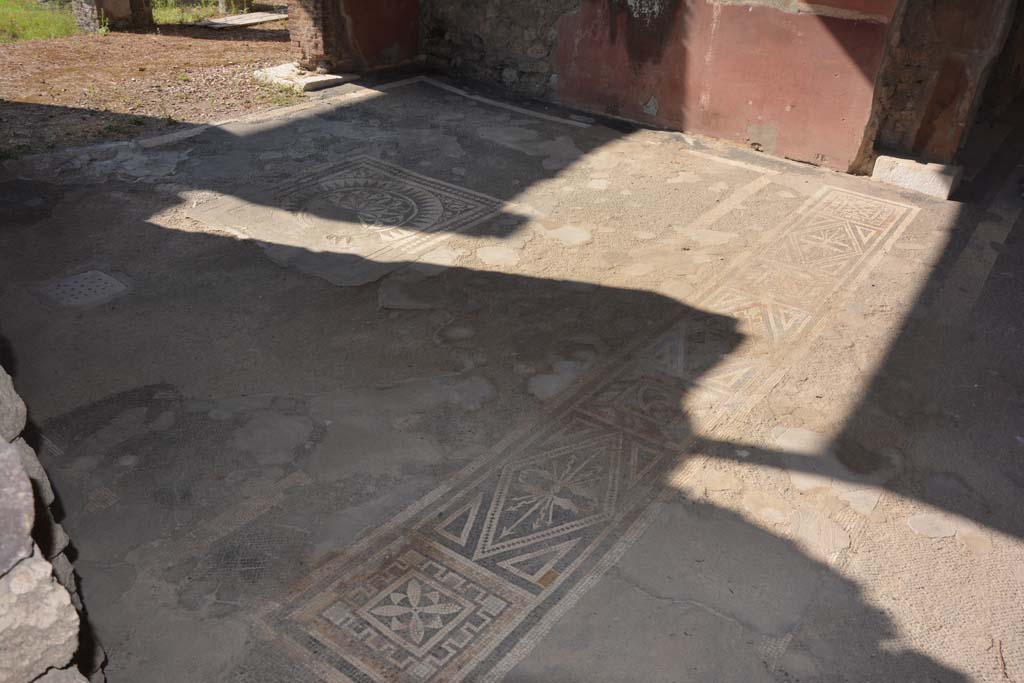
<box><xmin>0</xmin><ymin>440</ymin><xmax>34</xmax><ymax>576</ymax></box>
<box><xmin>253</xmin><ymin>62</ymin><xmax>357</xmax><ymax>92</ymax></box>
<box><xmin>38</xmin><ymin>509</ymin><xmax>71</xmax><ymax>562</ymax></box>
<box><xmin>0</xmin><ymin>365</ymin><xmax>27</xmax><ymax>442</ymax></box>
<box><xmin>50</xmin><ymin>553</ymin><xmax>76</xmax><ymax>594</ymax></box>
<box><xmin>14</xmin><ymin>437</ymin><xmax>55</xmax><ymax>506</ymax></box>
<box><xmin>0</xmin><ymin>546</ymin><xmax>80</xmax><ymax>683</ymax></box>
<box><xmin>871</xmin><ymin>155</ymin><xmax>962</xmax><ymax>199</ymax></box>
<box><xmin>36</xmin><ymin>666</ymin><xmax>89</xmax><ymax>683</ymax></box>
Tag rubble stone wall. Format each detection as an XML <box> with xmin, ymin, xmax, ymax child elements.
<box><xmin>869</xmin><ymin>0</ymin><xmax>1019</xmax><ymax>163</ymax></box>
<box><xmin>0</xmin><ymin>366</ymin><xmax>105</xmax><ymax>683</ymax></box>
<box><xmin>421</xmin><ymin>0</ymin><xmax>576</xmax><ymax>99</ymax></box>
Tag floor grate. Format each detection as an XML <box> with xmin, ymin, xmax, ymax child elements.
<box><xmin>38</xmin><ymin>270</ymin><xmax>128</xmax><ymax>307</ymax></box>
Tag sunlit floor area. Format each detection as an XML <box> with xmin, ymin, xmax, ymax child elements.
<box><xmin>2</xmin><ymin>76</ymin><xmax>1022</xmax><ymax>682</ymax></box>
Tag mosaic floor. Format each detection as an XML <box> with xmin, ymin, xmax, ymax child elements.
<box><xmin>237</xmin><ymin>185</ymin><xmax>918</xmax><ymax>682</ymax></box>
<box><xmin>190</xmin><ymin>155</ymin><xmax>505</xmax><ymax>286</ymax></box>
<box><xmin>6</xmin><ymin>77</ymin><xmax>1023</xmax><ymax>682</ymax></box>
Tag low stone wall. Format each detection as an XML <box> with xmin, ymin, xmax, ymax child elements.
<box><xmin>0</xmin><ymin>366</ymin><xmax>105</xmax><ymax>683</ymax></box>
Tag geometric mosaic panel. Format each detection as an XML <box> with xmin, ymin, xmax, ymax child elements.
<box><xmin>189</xmin><ymin>155</ymin><xmax>504</xmax><ymax>286</ymax></box>
<box><xmin>702</xmin><ymin>187</ymin><xmax>916</xmax><ymax>345</ymax></box>
<box><xmin>247</xmin><ymin>185</ymin><xmax>917</xmax><ymax>682</ymax></box>
<box><xmin>763</xmin><ymin>188</ymin><xmax>908</xmax><ymax>279</ymax></box>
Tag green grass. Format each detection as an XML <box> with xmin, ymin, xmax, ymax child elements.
<box><xmin>0</xmin><ymin>0</ymin><xmax>78</xmax><ymax>43</ymax></box>
<box><xmin>258</xmin><ymin>81</ymin><xmax>302</xmax><ymax>107</ymax></box>
<box><xmin>151</xmin><ymin>0</ymin><xmax>255</xmax><ymax>25</ymax></box>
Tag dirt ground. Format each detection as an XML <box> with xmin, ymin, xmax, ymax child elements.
<box><xmin>0</xmin><ymin>22</ymin><xmax>299</xmax><ymax>157</ymax></box>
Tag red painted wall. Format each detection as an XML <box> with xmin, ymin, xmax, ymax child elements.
<box><xmin>345</xmin><ymin>0</ymin><xmax>420</xmax><ymax>67</ymax></box>
<box><xmin>554</xmin><ymin>0</ymin><xmax>898</xmax><ymax>171</ymax></box>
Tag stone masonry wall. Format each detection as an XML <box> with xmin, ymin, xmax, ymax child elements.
<box><xmin>71</xmin><ymin>0</ymin><xmax>101</xmax><ymax>32</ymax></box>
<box><xmin>288</xmin><ymin>0</ymin><xmax>420</xmax><ymax>72</ymax></box>
<box><xmin>321</xmin><ymin>0</ymin><xmax>1014</xmax><ymax>171</ymax></box>
<box><xmin>422</xmin><ymin>0</ymin><xmax>899</xmax><ymax>172</ymax></box>
<box><xmin>870</xmin><ymin>0</ymin><xmax>1018</xmax><ymax>163</ymax></box>
<box><xmin>421</xmin><ymin>0</ymin><xmax>577</xmax><ymax>98</ymax></box>
<box><xmin>289</xmin><ymin>0</ymin><xmax>347</xmax><ymax>71</ymax></box>
<box><xmin>0</xmin><ymin>366</ymin><xmax>105</xmax><ymax>683</ymax></box>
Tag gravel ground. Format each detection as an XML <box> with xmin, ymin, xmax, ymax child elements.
<box><xmin>0</xmin><ymin>22</ymin><xmax>300</xmax><ymax>157</ymax></box>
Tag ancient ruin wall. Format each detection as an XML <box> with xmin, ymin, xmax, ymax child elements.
<box><xmin>980</xmin><ymin>0</ymin><xmax>1024</xmax><ymax>118</ymax></box>
<box><xmin>71</xmin><ymin>0</ymin><xmax>152</xmax><ymax>32</ymax></box>
<box><xmin>870</xmin><ymin>0</ymin><xmax>1018</xmax><ymax>163</ymax></box>
<box><xmin>422</xmin><ymin>0</ymin><xmax>901</xmax><ymax>171</ymax></box>
<box><xmin>290</xmin><ymin>0</ymin><xmax>350</xmax><ymax>71</ymax></box>
<box><xmin>289</xmin><ymin>0</ymin><xmax>420</xmax><ymax>72</ymax></box>
<box><xmin>0</xmin><ymin>366</ymin><xmax>105</xmax><ymax>683</ymax></box>
<box><xmin>421</xmin><ymin>0</ymin><xmax>578</xmax><ymax>98</ymax></box>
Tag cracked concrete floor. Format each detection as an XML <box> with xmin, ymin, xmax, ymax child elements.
<box><xmin>1</xmin><ymin>76</ymin><xmax>1022</xmax><ymax>682</ymax></box>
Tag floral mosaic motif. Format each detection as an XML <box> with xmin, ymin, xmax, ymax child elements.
<box><xmin>191</xmin><ymin>154</ymin><xmax>504</xmax><ymax>286</ymax></box>
<box><xmin>273</xmin><ymin>156</ymin><xmax>503</xmax><ymax>250</ymax></box>
<box><xmin>298</xmin><ymin>176</ymin><xmax>445</xmax><ymax>244</ymax></box>
<box><xmin>368</xmin><ymin>577</ymin><xmax>463</xmax><ymax>645</ymax></box>
<box><xmin>360</xmin><ymin>571</ymin><xmax>471</xmax><ymax>655</ymax></box>
<box><xmin>501</xmin><ymin>451</ymin><xmax>605</xmax><ymax>536</ymax></box>
<box><xmin>476</xmin><ymin>436</ymin><xmax>621</xmax><ymax>558</ymax></box>
<box><xmin>332</xmin><ymin>188</ymin><xmax>420</xmax><ymax>230</ymax></box>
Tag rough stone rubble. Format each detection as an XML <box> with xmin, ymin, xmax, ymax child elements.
<box><xmin>0</xmin><ymin>366</ymin><xmax>104</xmax><ymax>683</ymax></box>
